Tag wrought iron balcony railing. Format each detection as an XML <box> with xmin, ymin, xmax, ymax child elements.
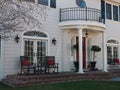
<box><xmin>60</xmin><ymin>7</ymin><xmax>105</xmax><ymax>24</ymax></box>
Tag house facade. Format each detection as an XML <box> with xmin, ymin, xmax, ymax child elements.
<box><xmin>0</xmin><ymin>0</ymin><xmax>120</xmax><ymax>79</ymax></box>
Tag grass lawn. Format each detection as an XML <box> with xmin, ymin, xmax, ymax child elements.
<box><xmin>0</xmin><ymin>81</ymin><xmax>120</xmax><ymax>90</ymax></box>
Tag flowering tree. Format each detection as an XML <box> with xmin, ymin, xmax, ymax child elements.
<box><xmin>0</xmin><ymin>0</ymin><xmax>47</xmax><ymax>39</ymax></box>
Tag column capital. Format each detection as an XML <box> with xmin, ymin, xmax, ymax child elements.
<box><xmin>77</xmin><ymin>25</ymin><xmax>88</xmax><ymax>30</ymax></box>
<box><xmin>77</xmin><ymin>27</ymin><xmax>83</xmax><ymax>30</ymax></box>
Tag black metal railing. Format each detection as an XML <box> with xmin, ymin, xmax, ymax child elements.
<box><xmin>60</xmin><ymin>7</ymin><xmax>105</xmax><ymax>23</ymax></box>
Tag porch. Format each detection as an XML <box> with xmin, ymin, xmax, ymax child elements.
<box><xmin>1</xmin><ymin>69</ymin><xmax>120</xmax><ymax>87</ymax></box>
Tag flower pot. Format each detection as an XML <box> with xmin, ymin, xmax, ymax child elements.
<box><xmin>90</xmin><ymin>61</ymin><xmax>96</xmax><ymax>71</ymax></box>
<box><xmin>74</xmin><ymin>61</ymin><xmax>79</xmax><ymax>72</ymax></box>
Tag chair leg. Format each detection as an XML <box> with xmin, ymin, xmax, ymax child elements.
<box><xmin>34</xmin><ymin>67</ymin><xmax>36</xmax><ymax>74</ymax></box>
<box><xmin>21</xmin><ymin>68</ymin><xmax>22</xmax><ymax>74</ymax></box>
<box><xmin>27</xmin><ymin>68</ymin><xmax>29</xmax><ymax>74</ymax></box>
<box><xmin>57</xmin><ymin>67</ymin><xmax>58</xmax><ymax>73</ymax></box>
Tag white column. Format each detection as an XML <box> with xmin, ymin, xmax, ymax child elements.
<box><xmin>78</xmin><ymin>28</ymin><xmax>84</xmax><ymax>73</ymax></box>
<box><xmin>102</xmin><ymin>31</ymin><xmax>108</xmax><ymax>72</ymax></box>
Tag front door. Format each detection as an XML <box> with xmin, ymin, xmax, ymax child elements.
<box><xmin>24</xmin><ymin>39</ymin><xmax>47</xmax><ymax>66</ymax></box>
<box><xmin>76</xmin><ymin>37</ymin><xmax>86</xmax><ymax>69</ymax></box>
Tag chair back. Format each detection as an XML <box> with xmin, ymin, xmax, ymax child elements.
<box><xmin>45</xmin><ymin>56</ymin><xmax>55</xmax><ymax>66</ymax></box>
<box><xmin>20</xmin><ymin>56</ymin><xmax>30</xmax><ymax>66</ymax></box>
<box><xmin>113</xmin><ymin>58</ymin><xmax>119</xmax><ymax>63</ymax></box>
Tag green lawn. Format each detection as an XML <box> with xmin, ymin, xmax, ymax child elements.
<box><xmin>0</xmin><ymin>81</ymin><xmax>120</xmax><ymax>90</ymax></box>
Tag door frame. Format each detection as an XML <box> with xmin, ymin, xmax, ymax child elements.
<box><xmin>76</xmin><ymin>36</ymin><xmax>87</xmax><ymax>69</ymax></box>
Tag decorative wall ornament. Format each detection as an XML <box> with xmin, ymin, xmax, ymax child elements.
<box><xmin>76</xmin><ymin>0</ymin><xmax>86</xmax><ymax>8</ymax></box>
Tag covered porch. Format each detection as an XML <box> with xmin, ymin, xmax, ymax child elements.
<box><xmin>60</xmin><ymin>25</ymin><xmax>107</xmax><ymax>73</ymax></box>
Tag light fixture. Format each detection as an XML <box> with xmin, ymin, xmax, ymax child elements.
<box><xmin>15</xmin><ymin>35</ymin><xmax>20</xmax><ymax>43</ymax></box>
<box><xmin>85</xmin><ymin>30</ymin><xmax>88</xmax><ymax>38</ymax></box>
<box><xmin>52</xmin><ymin>38</ymin><xmax>56</xmax><ymax>45</ymax></box>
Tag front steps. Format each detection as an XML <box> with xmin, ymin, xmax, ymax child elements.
<box><xmin>1</xmin><ymin>69</ymin><xmax>120</xmax><ymax>87</ymax></box>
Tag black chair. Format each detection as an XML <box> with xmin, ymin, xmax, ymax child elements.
<box><xmin>45</xmin><ymin>56</ymin><xmax>58</xmax><ymax>74</ymax></box>
<box><xmin>20</xmin><ymin>56</ymin><xmax>36</xmax><ymax>75</ymax></box>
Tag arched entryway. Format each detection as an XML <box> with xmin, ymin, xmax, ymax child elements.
<box><xmin>22</xmin><ymin>31</ymin><xmax>48</xmax><ymax>66</ymax></box>
<box><xmin>107</xmin><ymin>39</ymin><xmax>119</xmax><ymax>64</ymax></box>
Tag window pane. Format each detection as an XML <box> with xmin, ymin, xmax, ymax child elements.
<box><xmin>107</xmin><ymin>46</ymin><xmax>112</xmax><ymax>64</ymax></box>
<box><xmin>24</xmin><ymin>0</ymin><xmax>35</xmax><ymax>3</ymax></box>
<box><xmin>38</xmin><ymin>0</ymin><xmax>48</xmax><ymax>6</ymax></box>
<box><xmin>113</xmin><ymin>5</ymin><xmax>118</xmax><ymax>21</ymax></box>
<box><xmin>50</xmin><ymin>0</ymin><xmax>56</xmax><ymax>8</ymax></box>
<box><xmin>106</xmin><ymin>3</ymin><xmax>112</xmax><ymax>19</ymax></box>
<box><xmin>107</xmin><ymin>39</ymin><xmax>119</xmax><ymax>44</ymax></box>
<box><xmin>24</xmin><ymin>31</ymin><xmax>47</xmax><ymax>37</ymax></box>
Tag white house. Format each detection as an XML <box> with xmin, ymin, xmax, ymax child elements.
<box><xmin>0</xmin><ymin>0</ymin><xmax>120</xmax><ymax>80</ymax></box>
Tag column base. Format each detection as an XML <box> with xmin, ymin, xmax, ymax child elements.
<box><xmin>102</xmin><ymin>69</ymin><xmax>108</xmax><ymax>72</ymax></box>
<box><xmin>77</xmin><ymin>71</ymin><xmax>84</xmax><ymax>74</ymax></box>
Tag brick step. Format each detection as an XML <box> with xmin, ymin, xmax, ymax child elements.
<box><xmin>2</xmin><ymin>70</ymin><xmax>120</xmax><ymax>87</ymax></box>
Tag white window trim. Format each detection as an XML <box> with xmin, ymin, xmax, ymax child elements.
<box><xmin>0</xmin><ymin>38</ymin><xmax>4</xmax><ymax>80</ymax></box>
<box><xmin>105</xmin><ymin>1</ymin><xmax>119</xmax><ymax>22</ymax></box>
<box><xmin>107</xmin><ymin>39</ymin><xmax>120</xmax><ymax>64</ymax></box>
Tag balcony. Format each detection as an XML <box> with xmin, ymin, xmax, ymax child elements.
<box><xmin>60</xmin><ymin>7</ymin><xmax>105</xmax><ymax>24</ymax></box>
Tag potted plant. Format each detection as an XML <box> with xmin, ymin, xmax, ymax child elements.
<box><xmin>73</xmin><ymin>61</ymin><xmax>79</xmax><ymax>72</ymax></box>
<box><xmin>90</xmin><ymin>45</ymin><xmax>101</xmax><ymax>70</ymax></box>
<box><xmin>73</xmin><ymin>44</ymin><xmax>79</xmax><ymax>71</ymax></box>
<box><xmin>73</xmin><ymin>44</ymin><xmax>78</xmax><ymax>50</ymax></box>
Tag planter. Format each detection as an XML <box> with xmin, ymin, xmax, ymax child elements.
<box><xmin>90</xmin><ymin>61</ymin><xmax>96</xmax><ymax>71</ymax></box>
<box><xmin>74</xmin><ymin>61</ymin><xmax>79</xmax><ymax>72</ymax></box>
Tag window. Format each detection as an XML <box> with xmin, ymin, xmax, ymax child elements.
<box><xmin>0</xmin><ymin>35</ymin><xmax>1</xmax><ymax>60</ymax></box>
<box><xmin>107</xmin><ymin>40</ymin><xmax>119</xmax><ymax>64</ymax></box>
<box><xmin>101</xmin><ymin>0</ymin><xmax>105</xmax><ymax>19</ymax></box>
<box><xmin>50</xmin><ymin>0</ymin><xmax>56</xmax><ymax>8</ymax></box>
<box><xmin>113</xmin><ymin>5</ymin><xmax>118</xmax><ymax>21</ymax></box>
<box><xmin>119</xmin><ymin>6</ymin><xmax>120</xmax><ymax>22</ymax></box>
<box><xmin>38</xmin><ymin>0</ymin><xmax>48</xmax><ymax>6</ymax></box>
<box><xmin>106</xmin><ymin>3</ymin><xmax>112</xmax><ymax>20</ymax></box>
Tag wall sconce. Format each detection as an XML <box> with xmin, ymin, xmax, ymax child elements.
<box><xmin>85</xmin><ymin>30</ymin><xmax>88</xmax><ymax>38</ymax></box>
<box><xmin>52</xmin><ymin>38</ymin><xmax>56</xmax><ymax>45</ymax></box>
<box><xmin>15</xmin><ymin>35</ymin><xmax>20</xmax><ymax>43</ymax></box>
